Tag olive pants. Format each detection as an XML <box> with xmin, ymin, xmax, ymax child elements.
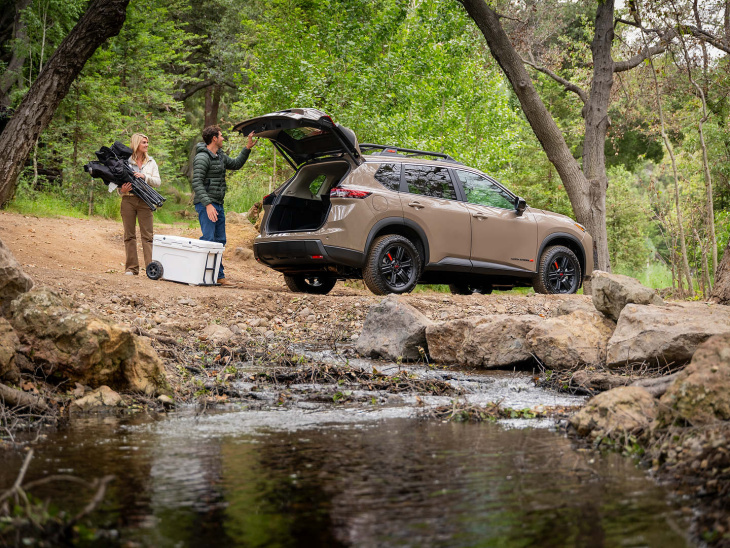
<box><xmin>121</xmin><ymin>195</ymin><xmax>154</xmax><ymax>274</ymax></box>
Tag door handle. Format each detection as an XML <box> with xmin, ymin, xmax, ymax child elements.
<box><xmin>472</xmin><ymin>213</ymin><xmax>488</xmax><ymax>220</ymax></box>
<box><xmin>408</xmin><ymin>201</ymin><xmax>424</xmax><ymax>210</ymax></box>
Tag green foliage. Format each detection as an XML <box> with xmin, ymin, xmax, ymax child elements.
<box><xmin>606</xmin><ymin>165</ymin><xmax>651</xmax><ymax>274</ymax></box>
<box><xmin>230</xmin><ymin>0</ymin><xmax>525</xmax><ymax>178</ymax></box>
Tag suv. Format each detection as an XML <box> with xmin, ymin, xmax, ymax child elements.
<box><xmin>234</xmin><ymin>109</ymin><xmax>594</xmax><ymax>296</ymax></box>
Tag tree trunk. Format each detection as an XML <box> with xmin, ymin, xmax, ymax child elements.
<box><xmin>204</xmin><ymin>84</ymin><xmax>221</xmax><ymax>127</ymax></box>
<box><xmin>677</xmin><ymin>13</ymin><xmax>717</xmax><ymax>280</ymax></box>
<box><xmin>458</xmin><ymin>0</ymin><xmax>610</xmax><ymax>272</ymax></box>
<box><xmin>639</xmin><ymin>23</ymin><xmax>694</xmax><ymax>296</ymax></box>
<box><xmin>712</xmin><ymin>239</ymin><xmax>730</xmax><ymax>303</ymax></box>
<box><xmin>0</xmin><ymin>0</ymin><xmax>32</xmax><ymax>107</ymax></box>
<box><xmin>708</xmin><ymin>0</ymin><xmax>730</xmax><ymax>298</ymax></box>
<box><xmin>581</xmin><ymin>0</ymin><xmax>615</xmax><ymax>273</ymax></box>
<box><xmin>0</xmin><ymin>0</ymin><xmax>130</xmax><ymax>207</ymax></box>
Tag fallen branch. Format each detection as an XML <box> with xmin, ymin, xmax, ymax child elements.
<box><xmin>0</xmin><ymin>383</ymin><xmax>49</xmax><ymax>412</ymax></box>
<box><xmin>0</xmin><ymin>448</ymin><xmax>34</xmax><ymax>505</ymax></box>
<box><xmin>63</xmin><ymin>475</ymin><xmax>115</xmax><ymax>532</ymax></box>
<box><xmin>631</xmin><ymin>371</ymin><xmax>681</xmax><ymax>398</ymax></box>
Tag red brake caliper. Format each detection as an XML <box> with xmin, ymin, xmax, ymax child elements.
<box><xmin>554</xmin><ymin>261</ymin><xmax>563</xmax><ymax>277</ymax></box>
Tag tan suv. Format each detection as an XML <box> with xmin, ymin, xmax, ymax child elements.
<box><xmin>234</xmin><ymin>109</ymin><xmax>594</xmax><ymax>295</ymax></box>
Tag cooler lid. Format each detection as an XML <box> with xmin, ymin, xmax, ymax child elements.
<box><xmin>154</xmin><ymin>235</ymin><xmax>224</xmax><ymax>250</ymax></box>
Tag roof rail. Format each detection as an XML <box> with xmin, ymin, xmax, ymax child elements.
<box><xmin>359</xmin><ymin>143</ymin><xmax>458</xmax><ymax>163</ymax></box>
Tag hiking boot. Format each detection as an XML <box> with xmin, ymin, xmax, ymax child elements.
<box><xmin>217</xmin><ymin>278</ymin><xmax>235</xmax><ymax>287</ymax></box>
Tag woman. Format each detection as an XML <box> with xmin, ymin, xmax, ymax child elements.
<box><xmin>120</xmin><ymin>133</ymin><xmax>161</xmax><ymax>275</ymax></box>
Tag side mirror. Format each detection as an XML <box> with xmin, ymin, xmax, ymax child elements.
<box><xmin>515</xmin><ymin>197</ymin><xmax>527</xmax><ymax>216</ymax></box>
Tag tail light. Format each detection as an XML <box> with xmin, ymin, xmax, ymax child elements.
<box><xmin>262</xmin><ymin>193</ymin><xmax>274</xmax><ymax>205</ymax></box>
<box><xmin>330</xmin><ymin>187</ymin><xmax>372</xmax><ymax>199</ymax></box>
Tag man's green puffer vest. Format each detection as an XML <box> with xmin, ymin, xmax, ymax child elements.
<box><xmin>191</xmin><ymin>142</ymin><xmax>251</xmax><ymax>206</ymax></box>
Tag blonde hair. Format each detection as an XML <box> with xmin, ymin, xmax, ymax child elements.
<box><xmin>130</xmin><ymin>133</ymin><xmax>150</xmax><ymax>163</ymax></box>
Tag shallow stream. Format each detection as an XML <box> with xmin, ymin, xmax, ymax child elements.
<box><xmin>1</xmin><ymin>352</ymin><xmax>692</xmax><ymax>547</ymax></box>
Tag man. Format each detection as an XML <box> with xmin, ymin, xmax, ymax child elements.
<box><xmin>192</xmin><ymin>126</ymin><xmax>257</xmax><ymax>286</ymax></box>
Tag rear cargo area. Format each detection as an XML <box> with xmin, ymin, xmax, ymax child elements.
<box><xmin>267</xmin><ymin>161</ymin><xmax>350</xmax><ymax>233</ymax></box>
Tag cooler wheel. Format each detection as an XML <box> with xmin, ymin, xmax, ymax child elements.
<box><xmin>146</xmin><ymin>260</ymin><xmax>164</xmax><ymax>280</ymax></box>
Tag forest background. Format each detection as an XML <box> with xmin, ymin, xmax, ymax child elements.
<box><xmin>1</xmin><ymin>0</ymin><xmax>728</xmax><ymax>297</ymax></box>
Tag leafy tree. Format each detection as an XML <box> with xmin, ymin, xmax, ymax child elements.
<box><xmin>457</xmin><ymin>0</ymin><xmax>675</xmax><ymax>274</ymax></box>
<box><xmin>0</xmin><ymin>0</ymin><xmax>130</xmax><ymax>207</ymax></box>
<box><xmin>605</xmin><ymin>165</ymin><xmax>651</xmax><ymax>274</ymax></box>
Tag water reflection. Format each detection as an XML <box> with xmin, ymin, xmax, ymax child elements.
<box><xmin>0</xmin><ymin>412</ymin><xmax>689</xmax><ymax>547</ymax></box>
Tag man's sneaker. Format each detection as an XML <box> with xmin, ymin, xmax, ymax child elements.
<box><xmin>125</xmin><ymin>271</ymin><xmax>136</xmax><ymax>276</ymax></box>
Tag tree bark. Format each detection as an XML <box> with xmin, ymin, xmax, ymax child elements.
<box><xmin>458</xmin><ymin>0</ymin><xmax>610</xmax><ymax>271</ymax></box>
<box><xmin>0</xmin><ymin>0</ymin><xmax>33</xmax><ymax>107</ymax></box>
<box><xmin>581</xmin><ymin>0</ymin><xmax>615</xmax><ymax>273</ymax></box>
<box><xmin>711</xmin><ymin>239</ymin><xmax>730</xmax><ymax>303</ymax></box>
<box><xmin>204</xmin><ymin>84</ymin><xmax>221</xmax><ymax>128</ymax></box>
<box><xmin>0</xmin><ymin>0</ymin><xmax>130</xmax><ymax>207</ymax></box>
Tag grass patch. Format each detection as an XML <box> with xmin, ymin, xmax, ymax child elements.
<box><xmin>225</xmin><ymin>161</ymin><xmax>285</xmax><ymax>214</ymax></box>
<box><xmin>617</xmin><ymin>261</ymin><xmax>673</xmax><ymax>290</ymax></box>
<box><xmin>8</xmin><ymin>191</ymin><xmax>88</xmax><ymax>219</ymax></box>
<box><xmin>413</xmin><ymin>284</ymin><xmax>450</xmax><ymax>293</ymax></box>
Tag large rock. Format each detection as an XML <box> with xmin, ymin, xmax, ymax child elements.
<box><xmin>606</xmin><ymin>302</ymin><xmax>730</xmax><ymax>367</ymax></box>
<box><xmin>0</xmin><ymin>317</ymin><xmax>20</xmax><ymax>383</ymax></box>
<box><xmin>0</xmin><ymin>238</ymin><xmax>33</xmax><ymax>317</ymax></box>
<box><xmin>570</xmin><ymin>386</ymin><xmax>657</xmax><ymax>439</ymax></box>
<box><xmin>10</xmin><ymin>289</ymin><xmax>169</xmax><ymax>395</ymax></box>
<box><xmin>591</xmin><ymin>271</ymin><xmax>663</xmax><ymax>321</ymax></box>
<box><xmin>427</xmin><ymin>315</ymin><xmax>541</xmax><ymax>367</ymax></box>
<box><xmin>658</xmin><ymin>333</ymin><xmax>730</xmax><ymax>426</ymax></box>
<box><xmin>527</xmin><ymin>309</ymin><xmax>615</xmax><ymax>369</ymax></box>
<box><xmin>356</xmin><ymin>296</ymin><xmax>432</xmax><ymax>361</ymax></box>
<box><xmin>549</xmin><ymin>296</ymin><xmax>597</xmax><ymax>317</ymax></box>
<box><xmin>71</xmin><ymin>385</ymin><xmax>123</xmax><ymax>412</ymax></box>
<box><xmin>200</xmin><ymin>324</ymin><xmax>234</xmax><ymax>345</ymax></box>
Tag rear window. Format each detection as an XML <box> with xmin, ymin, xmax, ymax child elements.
<box><xmin>404</xmin><ymin>165</ymin><xmax>456</xmax><ymax>200</ymax></box>
<box><xmin>373</xmin><ymin>163</ymin><xmax>401</xmax><ymax>191</ymax></box>
<box><xmin>283</xmin><ymin>127</ymin><xmax>328</xmax><ymax>140</ymax></box>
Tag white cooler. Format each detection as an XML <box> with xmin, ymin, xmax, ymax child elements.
<box><xmin>150</xmin><ymin>235</ymin><xmax>223</xmax><ymax>285</ymax></box>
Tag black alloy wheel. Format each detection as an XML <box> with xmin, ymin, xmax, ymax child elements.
<box><xmin>533</xmin><ymin>245</ymin><xmax>581</xmax><ymax>294</ymax></box>
<box><xmin>448</xmin><ymin>282</ymin><xmax>493</xmax><ymax>295</ymax></box>
<box><xmin>284</xmin><ymin>274</ymin><xmax>337</xmax><ymax>295</ymax></box>
<box><xmin>363</xmin><ymin>234</ymin><xmax>421</xmax><ymax>295</ymax></box>
<box><xmin>146</xmin><ymin>260</ymin><xmax>164</xmax><ymax>280</ymax></box>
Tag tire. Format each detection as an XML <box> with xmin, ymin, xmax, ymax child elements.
<box><xmin>283</xmin><ymin>274</ymin><xmax>337</xmax><ymax>295</ymax></box>
<box><xmin>533</xmin><ymin>245</ymin><xmax>582</xmax><ymax>294</ymax></box>
<box><xmin>448</xmin><ymin>282</ymin><xmax>493</xmax><ymax>295</ymax></box>
<box><xmin>363</xmin><ymin>234</ymin><xmax>421</xmax><ymax>295</ymax></box>
<box><xmin>146</xmin><ymin>260</ymin><xmax>163</xmax><ymax>280</ymax></box>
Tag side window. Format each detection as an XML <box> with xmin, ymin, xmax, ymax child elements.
<box><xmin>309</xmin><ymin>174</ymin><xmax>327</xmax><ymax>195</ymax></box>
<box><xmin>404</xmin><ymin>164</ymin><xmax>456</xmax><ymax>200</ymax></box>
<box><xmin>456</xmin><ymin>170</ymin><xmax>514</xmax><ymax>209</ymax></box>
<box><xmin>373</xmin><ymin>163</ymin><xmax>401</xmax><ymax>191</ymax></box>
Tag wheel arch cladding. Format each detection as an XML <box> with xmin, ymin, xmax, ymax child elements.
<box><xmin>537</xmin><ymin>233</ymin><xmax>585</xmax><ymax>281</ymax></box>
<box><xmin>365</xmin><ymin>218</ymin><xmax>428</xmax><ymax>266</ymax></box>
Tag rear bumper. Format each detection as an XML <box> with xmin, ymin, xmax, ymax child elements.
<box><xmin>254</xmin><ymin>240</ymin><xmax>364</xmax><ymax>271</ymax></box>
